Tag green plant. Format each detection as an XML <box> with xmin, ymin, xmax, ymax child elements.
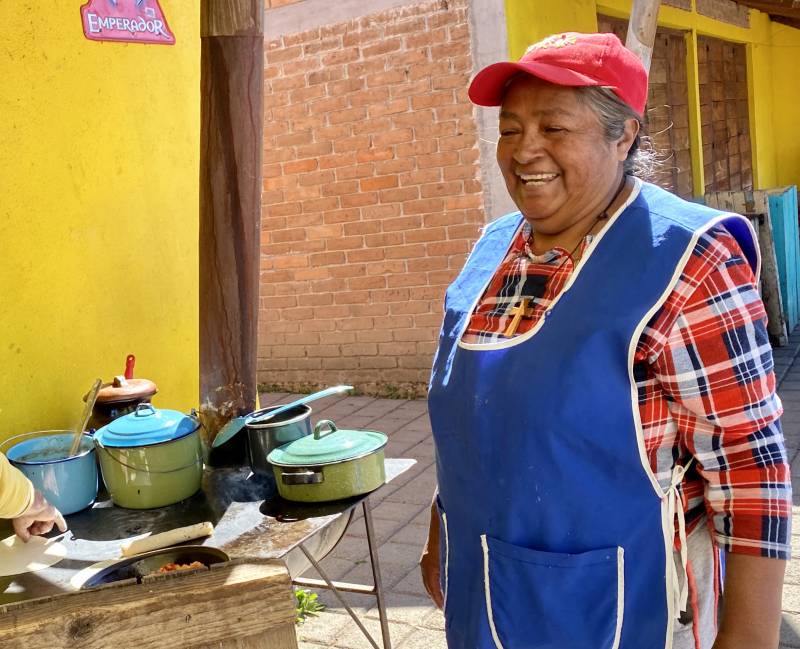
<box><xmin>294</xmin><ymin>588</ymin><xmax>325</xmax><ymax>625</ymax></box>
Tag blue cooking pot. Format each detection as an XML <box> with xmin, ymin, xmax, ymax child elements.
<box><xmin>5</xmin><ymin>431</ymin><xmax>98</xmax><ymax>515</ymax></box>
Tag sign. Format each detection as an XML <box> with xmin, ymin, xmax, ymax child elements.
<box><xmin>80</xmin><ymin>0</ymin><xmax>175</xmax><ymax>45</ymax></box>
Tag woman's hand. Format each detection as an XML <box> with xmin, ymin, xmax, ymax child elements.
<box><xmin>12</xmin><ymin>490</ymin><xmax>67</xmax><ymax>542</ymax></box>
<box><xmin>420</xmin><ymin>499</ymin><xmax>444</xmax><ymax>609</ymax></box>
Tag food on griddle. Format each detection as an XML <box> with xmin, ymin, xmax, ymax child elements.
<box><xmin>157</xmin><ymin>560</ymin><xmax>205</xmax><ymax>573</ymax></box>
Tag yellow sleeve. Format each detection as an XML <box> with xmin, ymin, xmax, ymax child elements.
<box><xmin>0</xmin><ymin>452</ymin><xmax>35</xmax><ymax>518</ymax></box>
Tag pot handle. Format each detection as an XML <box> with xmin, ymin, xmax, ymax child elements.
<box><xmin>313</xmin><ymin>420</ymin><xmax>337</xmax><ymax>440</ymax></box>
<box><xmin>281</xmin><ymin>468</ymin><xmax>324</xmax><ymax>485</ymax></box>
<box><xmin>134</xmin><ymin>403</ymin><xmax>156</xmax><ymax>417</ymax></box>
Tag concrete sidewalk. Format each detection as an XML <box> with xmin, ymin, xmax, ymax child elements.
<box><xmin>268</xmin><ymin>327</ymin><xmax>800</xmax><ymax>649</ymax></box>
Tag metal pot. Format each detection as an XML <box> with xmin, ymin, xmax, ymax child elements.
<box><xmin>267</xmin><ymin>420</ymin><xmax>387</xmax><ymax>503</ymax></box>
<box><xmin>4</xmin><ymin>431</ymin><xmax>98</xmax><ymax>515</ymax></box>
<box><xmin>94</xmin><ymin>404</ymin><xmax>203</xmax><ymax>509</ymax></box>
<box><xmin>245</xmin><ymin>404</ymin><xmax>312</xmax><ymax>475</ymax></box>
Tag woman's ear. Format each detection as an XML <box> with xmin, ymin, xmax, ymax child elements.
<box><xmin>616</xmin><ymin>118</ymin><xmax>640</xmax><ymax>162</ymax></box>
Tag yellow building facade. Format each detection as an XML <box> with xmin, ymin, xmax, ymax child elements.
<box><xmin>504</xmin><ymin>0</ymin><xmax>800</xmax><ymax>196</ymax></box>
<box><xmin>0</xmin><ymin>2</ymin><xmax>200</xmax><ymax>440</ymax></box>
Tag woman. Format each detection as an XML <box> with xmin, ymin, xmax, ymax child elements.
<box><xmin>421</xmin><ymin>32</ymin><xmax>790</xmax><ymax>649</ymax></box>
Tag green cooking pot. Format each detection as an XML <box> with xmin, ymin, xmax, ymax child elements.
<box><xmin>267</xmin><ymin>420</ymin><xmax>387</xmax><ymax>503</ymax></box>
<box><xmin>94</xmin><ymin>404</ymin><xmax>203</xmax><ymax>509</ymax></box>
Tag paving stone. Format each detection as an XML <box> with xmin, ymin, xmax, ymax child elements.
<box><xmin>296</xmin><ymin>609</ymin><xmax>352</xmax><ymax>645</ymax></box>
<box><xmin>384</xmin><ymin>472</ymin><xmax>438</xmax><ymax>505</ymax></box>
<box><xmin>420</xmin><ymin>607</ymin><xmax>445</xmax><ymax>631</ymax></box>
<box><xmin>315</xmin><ymin>556</ymin><xmax>359</xmax><ymax>582</ymax></box>
<box><xmin>370</xmin><ymin>500</ymin><xmax>428</xmax><ymax>524</ymax></box>
<box><xmin>343</xmin><ymin>515</ymin><xmax>405</xmax><ymax>545</ymax></box>
<box><xmin>313</xmin><ymin>591</ymin><xmax>375</xmax><ymax>619</ymax></box>
<box><xmin>338</xmin><ymin>554</ymin><xmax>415</xmax><ymax>591</ymax></box>
<box><xmin>784</xmin><ymin>583</ymin><xmax>800</xmax><ymax>614</ymax></box>
<box><xmin>395</xmin><ymin>625</ymin><xmax>448</xmax><ymax>648</ymax></box>
<box><xmin>390</xmin><ymin>426</ymin><xmax>433</xmax><ymax>445</ymax></box>
<box><xmin>386</xmin><ymin>437</ymin><xmax>423</xmax><ymax>456</ymax></box>
<box><xmin>259</xmin><ymin>391</ymin><xmax>293</xmax><ymax>405</ymax></box>
<box><xmin>381</xmin><ymin>419</ymin><xmax>422</xmax><ymax>435</ymax></box>
<box><xmin>356</xmin><ymin>400</ymin><xmax>406</xmax><ymax>419</ymax></box>
<box><xmin>364</xmin><ymin>591</ymin><xmax>437</xmax><ymax>626</ymax></box>
<box><xmin>782</xmin><ymin>612</ymin><xmax>800</xmax><ymax>648</ymax></box>
<box><xmin>390</xmin><ymin>401</ymin><xmax>430</xmax><ymax>417</ymax></box>
<box><xmin>390</xmin><ymin>526</ymin><xmax>428</xmax><ymax>549</ymax></box>
<box><xmin>327</xmin><ymin>533</ymin><xmax>370</xmax><ymax>562</ymax></box>
<box><xmin>404</xmin><ymin>440</ymin><xmax>436</xmax><ymax>461</ymax></box>
<box><xmin>298</xmin><ymin>641</ymin><xmax>330</xmax><ymax>649</ymax></box>
<box><xmin>333</xmin><ymin>616</ymin><xmax>414</xmax><ymax>649</ymax></box>
<box><xmin>392</xmin><ymin>562</ymin><xmax>429</xmax><ymax>598</ymax></box>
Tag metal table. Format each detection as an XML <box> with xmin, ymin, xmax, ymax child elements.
<box><xmin>0</xmin><ymin>458</ymin><xmax>415</xmax><ymax>649</ymax></box>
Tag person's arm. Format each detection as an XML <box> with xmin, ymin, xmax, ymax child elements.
<box><xmin>712</xmin><ymin>553</ymin><xmax>786</xmax><ymax>649</ymax></box>
<box><xmin>0</xmin><ymin>452</ymin><xmax>34</xmax><ymax>518</ymax></box>
<box><xmin>649</xmin><ymin>228</ymin><xmax>790</xmax><ymax>647</ymax></box>
<box><xmin>419</xmin><ymin>492</ymin><xmax>443</xmax><ymax>609</ymax></box>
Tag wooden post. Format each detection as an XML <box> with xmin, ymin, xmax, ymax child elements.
<box><xmin>626</xmin><ymin>0</ymin><xmax>662</xmax><ymax>72</ymax></box>
<box><xmin>199</xmin><ymin>0</ymin><xmax>264</xmax><ymax>439</ymax></box>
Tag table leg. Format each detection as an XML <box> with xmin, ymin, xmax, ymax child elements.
<box><xmin>298</xmin><ymin>544</ymin><xmax>382</xmax><ymax>649</ymax></box>
<box><xmin>363</xmin><ymin>498</ymin><xmax>391</xmax><ymax>649</ymax></box>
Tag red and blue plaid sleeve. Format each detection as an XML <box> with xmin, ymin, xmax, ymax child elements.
<box><xmin>648</xmin><ymin>227</ymin><xmax>791</xmax><ymax>559</ymax></box>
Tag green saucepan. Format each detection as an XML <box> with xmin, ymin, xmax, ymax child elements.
<box><xmin>93</xmin><ymin>404</ymin><xmax>203</xmax><ymax>509</ymax></box>
<box><xmin>267</xmin><ymin>420</ymin><xmax>387</xmax><ymax>503</ymax></box>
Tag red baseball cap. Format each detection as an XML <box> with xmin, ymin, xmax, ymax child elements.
<box><xmin>468</xmin><ymin>32</ymin><xmax>648</xmax><ymax>116</ymax></box>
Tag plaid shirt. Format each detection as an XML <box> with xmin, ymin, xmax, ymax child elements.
<box><xmin>463</xmin><ymin>221</ymin><xmax>791</xmax><ymax>559</ymax></box>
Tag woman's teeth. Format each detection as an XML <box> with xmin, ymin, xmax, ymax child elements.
<box><xmin>517</xmin><ymin>173</ymin><xmax>558</xmax><ymax>186</ymax></box>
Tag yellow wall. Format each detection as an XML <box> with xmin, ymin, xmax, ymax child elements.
<box><xmin>505</xmin><ymin>0</ymin><xmax>598</xmax><ymax>59</ymax></box>
<box><xmin>503</xmin><ymin>0</ymin><xmax>800</xmax><ymax>196</ymax></box>
<box><xmin>768</xmin><ymin>21</ymin><xmax>800</xmax><ymax>187</ymax></box>
<box><xmin>0</xmin><ymin>2</ymin><xmax>200</xmax><ymax>440</ymax></box>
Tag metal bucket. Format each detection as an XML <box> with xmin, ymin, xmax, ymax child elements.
<box><xmin>4</xmin><ymin>431</ymin><xmax>98</xmax><ymax>515</ymax></box>
<box><xmin>245</xmin><ymin>404</ymin><xmax>312</xmax><ymax>476</ymax></box>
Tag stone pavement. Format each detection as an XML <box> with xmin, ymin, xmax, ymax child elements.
<box><xmin>262</xmin><ymin>327</ymin><xmax>800</xmax><ymax>649</ymax></box>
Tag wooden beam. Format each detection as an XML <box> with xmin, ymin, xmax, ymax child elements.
<box><xmin>199</xmin><ymin>0</ymin><xmax>264</xmax><ymax>447</ymax></box>
<box><xmin>685</xmin><ymin>29</ymin><xmax>705</xmax><ymax>198</ymax></box>
<box><xmin>0</xmin><ymin>561</ymin><xmax>298</xmax><ymax>648</ymax></box>
<box><xmin>626</xmin><ymin>0</ymin><xmax>662</xmax><ymax>71</ymax></box>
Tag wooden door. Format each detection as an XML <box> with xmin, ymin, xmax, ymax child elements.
<box><xmin>697</xmin><ymin>35</ymin><xmax>753</xmax><ymax>193</ymax></box>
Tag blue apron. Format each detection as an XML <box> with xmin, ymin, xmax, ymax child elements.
<box><xmin>428</xmin><ymin>181</ymin><xmax>757</xmax><ymax>649</ymax></box>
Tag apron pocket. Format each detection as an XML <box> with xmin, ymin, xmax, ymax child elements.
<box><xmin>481</xmin><ymin>535</ymin><xmax>624</xmax><ymax>649</ymax></box>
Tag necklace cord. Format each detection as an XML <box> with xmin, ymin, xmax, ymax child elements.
<box><xmin>526</xmin><ymin>174</ymin><xmax>629</xmax><ymax>263</ymax></box>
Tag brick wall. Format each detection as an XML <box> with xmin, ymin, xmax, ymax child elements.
<box><xmin>259</xmin><ymin>0</ymin><xmax>484</xmax><ymax>396</ymax></box>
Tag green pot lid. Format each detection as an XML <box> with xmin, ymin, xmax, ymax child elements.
<box><xmin>94</xmin><ymin>404</ymin><xmax>199</xmax><ymax>448</ymax></box>
<box><xmin>267</xmin><ymin>420</ymin><xmax>387</xmax><ymax>466</ymax></box>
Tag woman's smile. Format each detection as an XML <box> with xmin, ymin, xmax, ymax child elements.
<box><xmin>515</xmin><ymin>171</ymin><xmax>560</xmax><ymax>188</ymax></box>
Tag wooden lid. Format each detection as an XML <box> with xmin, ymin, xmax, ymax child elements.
<box><xmin>93</xmin><ymin>376</ymin><xmax>158</xmax><ymax>404</ymax></box>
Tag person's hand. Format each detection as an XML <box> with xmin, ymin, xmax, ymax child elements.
<box><xmin>12</xmin><ymin>490</ymin><xmax>67</xmax><ymax>542</ymax></box>
<box><xmin>420</xmin><ymin>500</ymin><xmax>444</xmax><ymax>609</ymax></box>
<box><xmin>420</xmin><ymin>543</ymin><xmax>443</xmax><ymax>609</ymax></box>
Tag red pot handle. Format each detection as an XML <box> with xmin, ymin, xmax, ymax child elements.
<box><xmin>124</xmin><ymin>354</ymin><xmax>136</xmax><ymax>380</ymax></box>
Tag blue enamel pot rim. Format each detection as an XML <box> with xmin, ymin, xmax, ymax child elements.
<box><xmin>4</xmin><ymin>431</ymin><xmax>95</xmax><ymax>465</ymax></box>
